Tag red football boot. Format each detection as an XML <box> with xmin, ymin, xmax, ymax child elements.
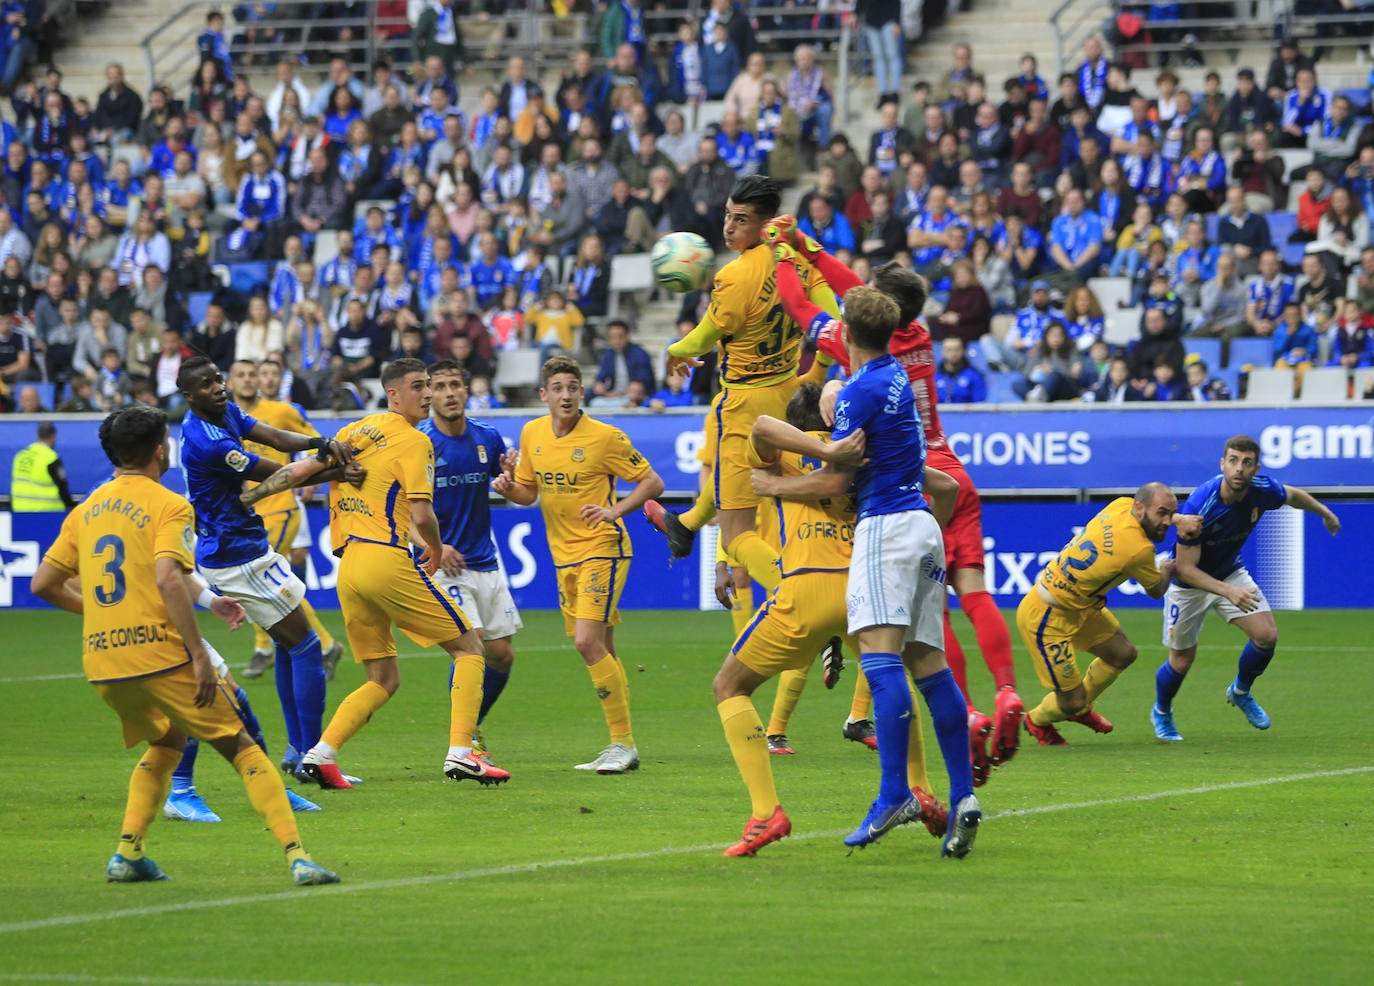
<box><xmin>723</xmin><ymin>806</ymin><xmax>792</xmax><ymax>857</ymax></box>
<box><xmin>911</xmin><ymin>786</ymin><xmax>949</xmax><ymax>838</ymax></box>
<box><xmin>1024</xmin><ymin>715</ymin><xmax>1069</xmax><ymax>747</ymax></box>
<box><xmin>968</xmin><ymin>709</ymin><xmax>993</xmax><ymax>788</ymax></box>
<box><xmin>1066</xmin><ymin>707</ymin><xmax>1115</xmax><ymax>734</ymax></box>
<box><xmin>990</xmin><ymin>688</ymin><xmax>1025</xmax><ymax>766</ymax></box>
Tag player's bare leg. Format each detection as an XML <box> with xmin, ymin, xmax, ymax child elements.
<box><xmin>1027</xmin><ymin>631</ymin><xmax>1136</xmax><ymax>742</ymax></box>
<box><xmin>471</xmin><ymin>632</ymin><xmax>515</xmax><ymax>759</ymax></box>
<box><xmin>303</xmin><ymin>656</ymin><xmax>401</xmax><ymax>789</ymax></box>
<box><xmin>713</xmin><ymin>655</ymin><xmax>791</xmax><ymax>856</ymax></box>
<box><xmin>573</xmin><ymin>620</ymin><xmax>639</xmax><ymax>773</ymax></box>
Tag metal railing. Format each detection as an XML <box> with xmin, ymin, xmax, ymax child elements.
<box><xmin>142</xmin><ymin>1</ymin><xmax>855</xmax><ymax>112</ymax></box>
<box><xmin>1053</xmin><ymin>0</ymin><xmax>1374</xmax><ymax>78</ymax></box>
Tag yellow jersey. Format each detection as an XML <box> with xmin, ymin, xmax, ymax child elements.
<box><xmin>239</xmin><ymin>398</ymin><xmax>320</xmax><ymax>516</ymax></box>
<box><xmin>748</xmin><ymin>430</ymin><xmax>856</xmax><ymax>577</ymax></box>
<box><xmin>707</xmin><ymin>241</ymin><xmax>816</xmax><ymax>388</ymax></box>
<box><xmin>514</xmin><ymin>411</ymin><xmax>652</xmax><ymax>568</ymax></box>
<box><xmin>1037</xmin><ymin>497</ymin><xmax>1162</xmax><ymax>612</ymax></box>
<box><xmin>329</xmin><ymin>411</ymin><xmax>435</xmax><ymax>556</ymax></box>
<box><xmin>43</xmin><ymin>475</ymin><xmax>198</xmax><ymax>684</ymax></box>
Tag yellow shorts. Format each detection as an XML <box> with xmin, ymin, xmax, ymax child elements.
<box><xmin>95</xmin><ymin>663</ymin><xmax>244</xmax><ymax>749</ymax></box>
<box><xmin>337</xmin><ymin>541</ymin><xmax>472</xmax><ymax>659</ymax></box>
<box><xmin>261</xmin><ymin>508</ymin><xmax>301</xmax><ymax>556</ymax></box>
<box><xmin>1016</xmin><ymin>593</ymin><xmax>1121</xmax><ymax>692</ymax></box>
<box><xmin>556</xmin><ymin>557</ymin><xmax>630</xmax><ymax>635</ymax></box>
<box><xmin>731</xmin><ymin>571</ymin><xmax>854</xmax><ymax>677</ymax></box>
<box><xmin>697</xmin><ymin>393</ymin><xmax>722</xmax><ymax>469</ymax></box>
<box><xmin>711</xmin><ymin>376</ymin><xmax>799</xmax><ymax>511</ymax></box>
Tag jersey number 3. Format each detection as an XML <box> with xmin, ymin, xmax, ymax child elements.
<box><xmin>93</xmin><ymin>534</ymin><xmax>127</xmax><ymax>606</ymax></box>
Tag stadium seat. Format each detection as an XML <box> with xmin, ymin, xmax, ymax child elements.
<box><xmin>1265</xmin><ymin>212</ymin><xmax>1297</xmax><ymax>247</ymax></box>
<box><xmin>1228</xmin><ymin>337</ymin><xmax>1273</xmax><ymax>370</ymax></box>
<box><xmin>1244</xmin><ymin>368</ymin><xmax>1295</xmax><ymax>401</ymax></box>
<box><xmin>984</xmin><ymin>372</ymin><xmax>1025</xmax><ymax>403</ymax></box>
<box><xmin>964</xmin><ymin>340</ymin><xmax>991</xmax><ymax>376</ymax></box>
<box><xmin>494</xmin><ymin>349</ymin><xmax>544</xmax><ymax>395</ymax></box>
<box><xmin>1280</xmin><ymin>239</ymin><xmax>1307</xmax><ymax>268</ymax></box>
<box><xmin>1086</xmin><ymin>276</ymin><xmax>1131</xmax><ymax>312</ymax></box>
<box><xmin>1204</xmin><ymin>213</ymin><xmax>1220</xmax><ymax>243</ymax></box>
<box><xmin>1103</xmin><ymin>307</ymin><xmax>1142</xmax><ymax>347</ymax></box>
<box><xmin>989</xmin><ymin>313</ymin><xmax>1014</xmax><ymax>339</ymax></box>
<box><xmin>186</xmin><ymin>291</ymin><xmax>214</xmax><ymax>327</ymax></box>
<box><xmin>1276</xmin><ymin>149</ymin><xmax>1314</xmax><ymax>177</ymax></box>
<box><xmin>1356</xmin><ymin>369</ymin><xmax>1374</xmax><ymax>399</ymax></box>
<box><xmin>312</xmin><ymin>229</ymin><xmax>339</xmax><ymax>267</ymax></box>
<box><xmin>1285</xmin><ymin>181</ymin><xmax>1305</xmax><ymax>213</ymax></box>
<box><xmin>607</xmin><ymin>253</ymin><xmax>655</xmax><ymax>321</ymax></box>
<box><xmin>1339</xmin><ymin>87</ymin><xmax>1370</xmax><ymax>114</ymax></box>
<box><xmin>1298</xmin><ymin>367</ymin><xmax>1351</xmax><ymax>402</ymax></box>
<box><xmin>1185</xmin><ymin>337</ymin><xmax>1223</xmax><ymax>370</ymax></box>
<box><xmin>353</xmin><ymin>199</ymin><xmax>397</xmax><ymax>222</ymax></box>
<box><xmin>228</xmin><ymin>262</ymin><xmax>271</xmax><ymax>295</ymax></box>
<box><xmin>1212</xmin><ymin>367</ymin><xmax>1241</xmax><ymax>398</ymax></box>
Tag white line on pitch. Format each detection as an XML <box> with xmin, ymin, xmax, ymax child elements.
<box><xmin>1</xmin><ymin>765</ymin><xmax>1367</xmax><ymax>938</ymax></box>
<box><xmin>0</xmin><ymin>976</ymin><xmax>427</xmax><ymax>986</ymax></box>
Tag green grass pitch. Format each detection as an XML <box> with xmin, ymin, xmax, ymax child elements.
<box><xmin>0</xmin><ymin>606</ymin><xmax>1369</xmax><ymax>985</ymax></box>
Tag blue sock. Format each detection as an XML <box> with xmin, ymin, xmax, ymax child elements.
<box><xmin>171</xmin><ymin>737</ymin><xmax>199</xmax><ymax>793</ymax></box>
<box><xmin>291</xmin><ymin>562</ymin><xmax>308</xmax><ymax>584</ymax></box>
<box><xmin>1235</xmin><ymin>641</ymin><xmax>1275</xmax><ymax>693</ymax></box>
<box><xmin>477</xmin><ymin>666</ymin><xmax>510</xmax><ymax>725</ymax></box>
<box><xmin>858</xmin><ymin>652</ymin><xmax>913</xmax><ymax>806</ymax></box>
<box><xmin>234</xmin><ymin>685</ymin><xmax>267</xmax><ymax>752</ymax></box>
<box><xmin>273</xmin><ymin>641</ymin><xmax>302</xmax><ymax>755</ymax></box>
<box><xmin>915</xmin><ymin>667</ymin><xmax>974</xmax><ymax>806</ymax></box>
<box><xmin>1155</xmin><ymin>662</ymin><xmax>1187</xmax><ymax>713</ymax></box>
<box><xmin>290</xmin><ymin>631</ymin><xmax>326</xmax><ymax>752</ymax></box>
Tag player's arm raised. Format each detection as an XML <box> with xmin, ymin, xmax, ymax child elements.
<box><xmin>239</xmin><ymin>455</ymin><xmax>366</xmax><ymax>507</ymax></box>
<box><xmin>1284</xmin><ymin>485</ymin><xmax>1341</xmax><ymax>534</ymax></box>
<box><xmin>246</xmin><ymin>421</ymin><xmax>354</xmax><ymax>465</ymax></box>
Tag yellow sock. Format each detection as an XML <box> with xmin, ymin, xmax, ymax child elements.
<box><xmin>232</xmin><ymin>746</ymin><xmax>308</xmax><ymax>863</ymax></box>
<box><xmin>300</xmin><ymin>599</ymin><xmax>336</xmax><ymax>652</ymax></box>
<box><xmin>767</xmin><ymin>668</ymin><xmax>808</xmax><ymax>736</ymax></box>
<box><xmin>718</xmin><ymin>694</ymin><xmax>780</xmax><ymax>819</ymax></box>
<box><xmin>320</xmin><ymin>679</ymin><xmax>391</xmax><ymax>751</ymax></box>
<box><xmin>730</xmin><ymin>580</ymin><xmax>755</xmax><ymax>637</ymax></box>
<box><xmin>253</xmin><ymin>623</ymin><xmax>272</xmax><ymax>654</ymax></box>
<box><xmin>448</xmin><ymin>653</ymin><xmax>486</xmax><ymax>746</ymax></box>
<box><xmin>118</xmin><ymin>745</ymin><xmax>180</xmax><ymax>858</ymax></box>
<box><xmin>1030</xmin><ymin>692</ymin><xmax>1067</xmax><ymax>725</ymax></box>
<box><xmin>681</xmin><ymin>483</ymin><xmax>717</xmax><ymax>530</ymax></box>
<box><xmin>589</xmin><ymin>654</ymin><xmax>634</xmax><ymax>747</ymax></box>
<box><xmin>726</xmin><ymin>531</ymin><xmax>781</xmax><ymax>592</ymax></box>
<box><xmin>1083</xmin><ymin>659</ymin><xmax>1122</xmax><ymax>704</ymax></box>
<box><xmin>850</xmin><ymin>666</ymin><xmax>873</xmax><ymax>722</ymax></box>
<box><xmin>904</xmin><ymin>672</ymin><xmax>934</xmax><ymax>796</ymax></box>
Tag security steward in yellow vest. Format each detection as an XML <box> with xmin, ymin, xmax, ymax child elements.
<box><xmin>11</xmin><ymin>422</ymin><xmax>75</xmax><ymax>512</ymax></box>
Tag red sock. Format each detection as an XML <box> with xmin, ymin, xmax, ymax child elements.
<box><xmin>943</xmin><ymin>607</ymin><xmax>971</xmax><ymax>701</ymax></box>
<box><xmin>961</xmin><ymin>590</ymin><xmax>1017</xmax><ymax>691</ymax></box>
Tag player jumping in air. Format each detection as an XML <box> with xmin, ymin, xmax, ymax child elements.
<box><xmin>31</xmin><ymin>405</ymin><xmax>338</xmax><ymax>886</ymax></box>
<box><xmin>1152</xmin><ymin>435</ymin><xmax>1340</xmax><ymax>740</ymax></box>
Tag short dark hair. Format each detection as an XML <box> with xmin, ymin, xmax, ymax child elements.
<box><xmin>1225</xmin><ymin>435</ymin><xmax>1261</xmax><ymax>459</ymax></box>
<box><xmin>37</xmin><ymin>421</ymin><xmax>56</xmax><ymax>441</ymax></box>
<box><xmin>428</xmin><ymin>359</ymin><xmax>471</xmax><ymax>386</ymax></box>
<box><xmin>99</xmin><ymin>405</ymin><xmax>168</xmax><ymax>469</ymax></box>
<box><xmin>785</xmin><ymin>382</ymin><xmax>827</xmax><ymax>433</ymax></box>
<box><xmin>177</xmin><ymin>354</ymin><xmax>218</xmax><ymax>392</ymax></box>
<box><xmin>382</xmin><ymin>357</ymin><xmax>428</xmax><ymax>389</ymax></box>
<box><xmin>871</xmin><ymin>262</ymin><xmax>929</xmax><ymax>328</ymax></box>
<box><xmin>727</xmin><ymin>175</ymin><xmax>781</xmax><ymax>220</ymax></box>
<box><xmin>841</xmin><ymin>286</ymin><xmax>901</xmax><ymax>352</ymax></box>
<box><xmin>542</xmin><ymin>354</ymin><xmax>582</xmax><ymax>385</ymax></box>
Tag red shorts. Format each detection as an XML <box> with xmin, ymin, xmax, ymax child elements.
<box><xmin>928</xmin><ymin>445</ymin><xmax>984</xmax><ymax>572</ymax></box>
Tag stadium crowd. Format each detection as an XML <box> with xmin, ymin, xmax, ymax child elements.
<box><xmin>1</xmin><ymin>1</ymin><xmax>1373</xmax><ymax>416</ymax></box>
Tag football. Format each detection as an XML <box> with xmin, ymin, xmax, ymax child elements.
<box><xmin>650</xmin><ymin>232</ymin><xmax>714</xmax><ymax>293</ymax></box>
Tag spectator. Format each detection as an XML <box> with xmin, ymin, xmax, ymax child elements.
<box><xmin>1316</xmin><ymin>186</ymin><xmax>1368</xmax><ymax>270</ymax></box>
<box><xmin>0</xmin><ymin>307</ymin><xmax>36</xmax><ymax>388</ymax></box>
<box><xmin>1017</xmin><ymin>322</ymin><xmax>1088</xmax><ymax>402</ymax></box>
<box><xmin>642</xmin><ymin>164</ymin><xmax>694</xmax><ymax>236</ymax></box>
<box><xmin>308</xmin><ymin>55</ymin><xmax>365</xmax><ymax>118</ymax></box>
<box><xmin>856</xmin><ymin>189</ymin><xmax>905</xmax><ymax>266</ymax></box>
<box><xmin>724</xmin><ymin>50</ymin><xmax>772</xmax><ymax>122</ymax></box>
<box><xmin>799</xmin><ymin>196</ymin><xmax>855</xmax><ymax>255</ymax></box>
<box><xmin>1224</xmin><ymin>68</ymin><xmax>1274</xmax><ymax>147</ymax></box>
<box><xmin>1265</xmin><ymin>38</ymin><xmax>1314</xmax><ymax>104</ymax></box>
<box><xmin>1232</xmin><ymin>130</ymin><xmax>1286</xmax><ymax>218</ymax></box>
<box><xmin>1145</xmin><ymin>356</ymin><xmax>1186</xmax><ymax>402</ymax></box>
<box><xmin>1295</xmin><ymin>251</ymin><xmax>1342</xmax><ymax>327</ymax></box>
<box><xmin>1272</xmin><ymin>299</ymin><xmax>1319</xmax><ymax>378</ymax></box>
<box><xmin>594</xmin><ymin>178</ymin><xmax>655</xmax><ymax>255</ymax></box>
<box><xmin>704</xmin><ymin>0</ymin><xmax>756</xmax><ymax>60</ymax></box>
<box><xmin>990</xmin><ymin>278</ymin><xmax>1060</xmax><ymax>370</ymax></box>
<box><xmin>1077</xmin><ymin>35</ymin><xmax>1109</xmax><ymax>115</ymax></box>
<box><xmin>467</xmin><ymin>230</ymin><xmax>517</xmax><ymax>312</ymax></box>
<box><xmin>189</xmin><ymin>301</ymin><xmax>237</xmax><ymax>370</ymax></box>
<box><xmin>1191</xmin><ymin>252</ymin><xmax>1249</xmax><ymax>340</ymax></box>
<box><xmin>714</xmin><ymin>111</ymin><xmax>756</xmax><ymax>176</ymax></box>
<box><xmin>412</xmin><ymin>0</ymin><xmax>464</xmax><ymax>71</ymax></box>
<box><xmin>968</xmin><ymin>101</ymin><xmax>1012</xmax><ymax>188</ymax></box>
<box><xmin>701</xmin><ymin>19</ymin><xmax>741</xmax><ymax>101</ymax></box>
<box><xmin>223</xmin><ymin>150</ymin><xmax>286</xmax><ymax>260</ymax></box>
<box><xmin>933</xmin><ymin>260</ymin><xmax>991</xmax><ymax>344</ymax></box>
<box><xmin>1245</xmin><ymin>248</ymin><xmax>1294</xmax><ymax>339</ymax></box>
<box><xmin>1184</xmin><ymin>355</ymin><xmax>1232</xmax><ymax>401</ymax></box>
<box><xmin>235</xmin><ymin>295</ymin><xmax>284</xmax><ymax>363</ymax></box>
<box><xmin>906</xmin><ymin>185</ymin><xmax>961</xmax><ymax>279</ymax></box>
<box><xmin>683</xmin><ymin>137</ymin><xmax>735</xmax><ymax>250</ymax></box>
<box><xmin>1142</xmin><ymin>270</ymin><xmax>1185</xmax><ymax>336</ymax></box>
<box><xmin>868</xmin><ymin>101</ymin><xmax>914</xmax><ymax>179</ymax></box>
<box><xmin>1086</xmin><ymin>354</ymin><xmax>1144</xmax><ymax>403</ymax></box>
<box><xmin>648</xmin><ymin>371</ymin><xmax>694</xmax><ymax>410</ymax></box>
<box><xmin>1307</xmin><ymin>94</ymin><xmax>1359</xmax><ymax>183</ymax></box>
<box><xmin>0</xmin><ymin>207</ymin><xmax>31</xmax><ymax>268</ymax></box>
<box><xmin>970</xmin><ymin>234</ymin><xmax>1015</xmax><ymax>311</ymax></box>
<box><xmin>1170</xmin><ymin>218</ymin><xmax>1220</xmax><ymax>313</ymax></box>
<box><xmin>1111</xmin><ymin>201</ymin><xmax>1162</xmax><ymax>283</ymax></box>
<box><xmin>1060</xmin><ymin>284</ymin><xmax>1105</xmax><ymax>351</ymax></box>
<box><xmin>528</xmin><ymin>288</ymin><xmax>584</xmax><ymax>356</ymax></box>
<box><xmin>565</xmin><ymin>232</ymin><xmax>609</xmax><ymax>319</ymax></box>
<box><xmin>620</xmin><ymin>131</ymin><xmax>677</xmax><ymax>198</ymax></box>
<box><xmin>1175</xmin><ymin>127</ymin><xmax>1227</xmax><ymax>214</ymax></box>
<box><xmin>1059</xmin><ymin>103</ymin><xmax>1107</xmax><ymax>175</ymax></box>
<box><xmin>1328</xmin><ymin>307</ymin><xmax>1374</xmax><ymax>368</ymax></box>
<box><xmin>1049</xmin><ymin>71</ymin><xmax>1084</xmax><ymax>133</ymax></box>
<box><xmin>565</xmin><ymin>136</ymin><xmax>620</xmax><ymax>224</ymax></box>
<box><xmin>329</xmin><ymin>297</ymin><xmax>386</xmax><ymax>388</ymax></box>
<box><xmin>432</xmin><ymin>290</ymin><xmax>495</xmax><ymax>367</ymax></box>
<box><xmin>1121</xmin><ymin>130</ymin><xmax>1170</xmax><ymax>211</ymax></box>
<box><xmin>817</xmin><ymin>133</ymin><xmax>864</xmax><ymax>201</ymax></box>
<box><xmin>146</xmin><ymin>326</ymin><xmax>190</xmax><ymax>412</ymax></box>
<box><xmin>592</xmin><ymin>319</ymin><xmax>655</xmax><ymax>405</ymax></box>
<box><xmin>752</xmin><ymin>79</ymin><xmax>799</xmax><ymax>184</ymax></box>
<box><xmin>1047</xmin><ymin>187</ymin><xmax>1103</xmax><ymax>291</ymax></box>
<box><xmin>657</xmin><ymin>109</ymin><xmax>699</xmax><ymax>174</ymax></box>
<box><xmin>935</xmin><ymin>335</ymin><xmax>987</xmax><ymax>404</ymax></box>
<box><xmin>787</xmin><ymin>43</ymin><xmax>832</xmax><ymax>147</ymax></box>
<box><xmin>1128</xmin><ymin>306</ymin><xmax>1185</xmax><ymax>384</ymax></box>
<box><xmin>1215</xmin><ymin>185</ymin><xmax>1271</xmax><ymax>278</ymax></box>
<box><xmin>56</xmin><ymin>373</ymin><xmax>97</xmax><ymax>412</ymax></box>
<box><xmin>860</xmin><ymin>0</ymin><xmax>904</xmax><ymax>107</ymax></box>
<box><xmin>1346</xmin><ymin>246</ymin><xmax>1374</xmax><ymax>315</ymax></box>
<box><xmin>92</xmin><ymin>344</ymin><xmax>131</xmax><ymax>410</ymax></box>
<box><xmin>669</xmin><ymin>19</ymin><xmax>706</xmax><ymax>106</ymax></box>
<box><xmin>1277</xmin><ymin>68</ymin><xmax>1330</xmax><ymax>149</ymax></box>
<box><xmin>293</xmin><ymin>146</ymin><xmax>349</xmax><ymax>241</ymax></box>
<box><xmin>91</xmin><ymin>63</ymin><xmax>144</xmax><ymax>148</ymax></box>
<box><xmin>532</xmin><ymin>170</ymin><xmax>589</xmax><ymax>257</ymax></box>
<box><xmin>1011</xmin><ymin>98</ymin><xmax>1060</xmax><ymax>188</ymax></box>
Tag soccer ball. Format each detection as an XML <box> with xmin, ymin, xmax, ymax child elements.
<box><xmin>650</xmin><ymin>232</ymin><xmax>714</xmax><ymax>293</ymax></box>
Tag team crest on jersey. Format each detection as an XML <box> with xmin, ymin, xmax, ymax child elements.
<box><xmin>1251</xmin><ymin>508</ymin><xmax>1259</xmax><ymax>523</ymax></box>
<box><xmin>477</xmin><ymin>445</ymin><xmax>488</xmax><ymax>464</ymax></box>
<box><xmin>181</xmin><ymin>525</ymin><xmax>194</xmax><ymax>552</ymax></box>
<box><xmin>571</xmin><ymin>448</ymin><xmax>585</xmax><ymax>462</ymax></box>
<box><xmin>225</xmin><ymin>449</ymin><xmax>250</xmax><ymax>472</ymax></box>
